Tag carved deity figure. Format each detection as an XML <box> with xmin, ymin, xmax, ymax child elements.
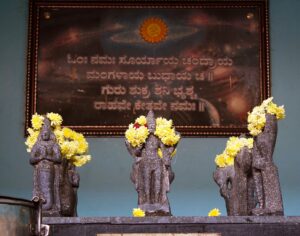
<box><xmin>59</xmin><ymin>159</ymin><xmax>80</xmax><ymax>216</ymax></box>
<box><xmin>232</xmin><ymin>145</ymin><xmax>256</xmax><ymax>215</ymax></box>
<box><xmin>214</xmin><ymin>135</ymin><xmax>257</xmax><ymax>216</ymax></box>
<box><xmin>30</xmin><ymin>118</ymin><xmax>61</xmax><ymax>216</ymax></box>
<box><xmin>213</xmin><ymin>165</ymin><xmax>235</xmax><ymax>215</ymax></box>
<box><xmin>126</xmin><ymin>111</ymin><xmax>176</xmax><ymax>216</ymax></box>
<box><xmin>252</xmin><ymin>114</ymin><xmax>284</xmax><ymax>215</ymax></box>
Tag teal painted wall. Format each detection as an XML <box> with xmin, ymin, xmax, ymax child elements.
<box><xmin>0</xmin><ymin>0</ymin><xmax>300</xmax><ymax>216</ymax></box>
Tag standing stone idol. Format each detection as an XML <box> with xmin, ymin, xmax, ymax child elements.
<box><xmin>252</xmin><ymin>114</ymin><xmax>284</xmax><ymax>216</ymax></box>
<box><xmin>233</xmin><ymin>144</ymin><xmax>257</xmax><ymax>216</ymax></box>
<box><xmin>126</xmin><ymin>111</ymin><xmax>178</xmax><ymax>216</ymax></box>
<box><xmin>213</xmin><ymin>165</ymin><xmax>235</xmax><ymax>215</ymax></box>
<box><xmin>30</xmin><ymin>118</ymin><xmax>62</xmax><ymax>216</ymax></box>
<box><xmin>213</xmin><ymin>135</ymin><xmax>257</xmax><ymax>216</ymax></box>
<box><xmin>213</xmin><ymin>151</ymin><xmax>256</xmax><ymax>216</ymax></box>
<box><xmin>59</xmin><ymin>159</ymin><xmax>80</xmax><ymax>217</ymax></box>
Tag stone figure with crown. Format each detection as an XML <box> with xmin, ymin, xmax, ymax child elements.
<box><xmin>247</xmin><ymin>97</ymin><xmax>285</xmax><ymax>216</ymax></box>
<box><xmin>30</xmin><ymin>117</ymin><xmax>62</xmax><ymax>216</ymax></box>
<box><xmin>26</xmin><ymin>112</ymin><xmax>91</xmax><ymax>217</ymax></box>
<box><xmin>125</xmin><ymin>110</ymin><xmax>180</xmax><ymax>216</ymax></box>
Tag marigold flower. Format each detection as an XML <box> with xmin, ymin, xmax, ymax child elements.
<box><xmin>155</xmin><ymin>118</ymin><xmax>180</xmax><ymax>146</ymax></box>
<box><xmin>25</xmin><ymin>130</ymin><xmax>39</xmax><ymax>152</ymax></box>
<box><xmin>247</xmin><ymin>97</ymin><xmax>285</xmax><ymax>136</ymax></box>
<box><xmin>215</xmin><ymin>136</ymin><xmax>253</xmax><ymax>168</ymax></box>
<box><xmin>132</xmin><ymin>208</ymin><xmax>145</xmax><ymax>217</ymax></box>
<box><xmin>125</xmin><ymin>124</ymin><xmax>149</xmax><ymax>147</ymax></box>
<box><xmin>135</xmin><ymin>115</ymin><xmax>147</xmax><ymax>126</ymax></box>
<box><xmin>215</xmin><ymin>154</ymin><xmax>227</xmax><ymax>168</ymax></box>
<box><xmin>208</xmin><ymin>208</ymin><xmax>221</xmax><ymax>217</ymax></box>
<box><xmin>46</xmin><ymin>112</ymin><xmax>63</xmax><ymax>127</ymax></box>
<box><xmin>72</xmin><ymin>155</ymin><xmax>91</xmax><ymax>167</ymax></box>
<box><xmin>62</xmin><ymin>127</ymin><xmax>75</xmax><ymax>139</ymax></box>
<box><xmin>31</xmin><ymin>113</ymin><xmax>44</xmax><ymax>130</ymax></box>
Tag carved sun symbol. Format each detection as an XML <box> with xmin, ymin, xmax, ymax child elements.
<box><xmin>139</xmin><ymin>17</ymin><xmax>168</xmax><ymax>43</ymax></box>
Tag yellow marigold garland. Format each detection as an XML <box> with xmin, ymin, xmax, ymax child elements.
<box><xmin>155</xmin><ymin>117</ymin><xmax>180</xmax><ymax>146</ymax></box>
<box><xmin>125</xmin><ymin>115</ymin><xmax>180</xmax><ymax>148</ymax></box>
<box><xmin>25</xmin><ymin>128</ymin><xmax>40</xmax><ymax>152</ymax></box>
<box><xmin>25</xmin><ymin>113</ymin><xmax>91</xmax><ymax>167</ymax></box>
<box><xmin>247</xmin><ymin>97</ymin><xmax>285</xmax><ymax>136</ymax></box>
<box><xmin>46</xmin><ymin>112</ymin><xmax>63</xmax><ymax>127</ymax></box>
<box><xmin>215</xmin><ymin>136</ymin><xmax>253</xmax><ymax>168</ymax></box>
<box><xmin>125</xmin><ymin>124</ymin><xmax>150</xmax><ymax>148</ymax></box>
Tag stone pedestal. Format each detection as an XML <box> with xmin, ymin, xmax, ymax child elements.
<box><xmin>44</xmin><ymin>216</ymin><xmax>300</xmax><ymax>236</ymax></box>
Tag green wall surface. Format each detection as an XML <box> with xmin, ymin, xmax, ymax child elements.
<box><xmin>0</xmin><ymin>0</ymin><xmax>300</xmax><ymax>216</ymax></box>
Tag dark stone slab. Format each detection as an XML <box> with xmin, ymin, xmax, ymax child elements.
<box><xmin>44</xmin><ymin>216</ymin><xmax>300</xmax><ymax>236</ymax></box>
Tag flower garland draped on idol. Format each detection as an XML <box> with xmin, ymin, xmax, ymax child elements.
<box><xmin>213</xmin><ymin>97</ymin><xmax>285</xmax><ymax>216</ymax></box>
<box><xmin>26</xmin><ymin>113</ymin><xmax>91</xmax><ymax>217</ymax></box>
<box><xmin>248</xmin><ymin>97</ymin><xmax>285</xmax><ymax>216</ymax></box>
<box><xmin>214</xmin><ymin>136</ymin><xmax>253</xmax><ymax>168</ymax></box>
<box><xmin>26</xmin><ymin>113</ymin><xmax>91</xmax><ymax>167</ymax></box>
<box><xmin>247</xmin><ymin>97</ymin><xmax>285</xmax><ymax>136</ymax></box>
<box><xmin>125</xmin><ymin>114</ymin><xmax>180</xmax><ymax>158</ymax></box>
<box><xmin>213</xmin><ymin>135</ymin><xmax>255</xmax><ymax>216</ymax></box>
<box><xmin>125</xmin><ymin>110</ymin><xmax>180</xmax><ymax>216</ymax></box>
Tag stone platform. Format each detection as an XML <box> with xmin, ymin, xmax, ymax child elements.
<box><xmin>44</xmin><ymin>216</ymin><xmax>300</xmax><ymax>236</ymax></box>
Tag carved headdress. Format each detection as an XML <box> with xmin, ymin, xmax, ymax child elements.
<box><xmin>39</xmin><ymin>117</ymin><xmax>56</xmax><ymax>142</ymax></box>
<box><xmin>42</xmin><ymin>117</ymin><xmax>51</xmax><ymax>130</ymax></box>
<box><xmin>146</xmin><ymin>110</ymin><xmax>156</xmax><ymax>133</ymax></box>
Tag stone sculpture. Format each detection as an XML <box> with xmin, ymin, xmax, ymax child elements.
<box><xmin>251</xmin><ymin>114</ymin><xmax>284</xmax><ymax>216</ymax></box>
<box><xmin>232</xmin><ymin>144</ymin><xmax>256</xmax><ymax>215</ymax></box>
<box><xmin>213</xmin><ymin>165</ymin><xmax>235</xmax><ymax>215</ymax></box>
<box><xmin>30</xmin><ymin>118</ymin><xmax>62</xmax><ymax>216</ymax></box>
<box><xmin>59</xmin><ymin>159</ymin><xmax>80</xmax><ymax>217</ymax></box>
<box><xmin>28</xmin><ymin>113</ymin><xmax>90</xmax><ymax>217</ymax></box>
<box><xmin>214</xmin><ymin>113</ymin><xmax>284</xmax><ymax>216</ymax></box>
<box><xmin>213</xmin><ymin>136</ymin><xmax>256</xmax><ymax>216</ymax></box>
<box><xmin>126</xmin><ymin>111</ymin><xmax>178</xmax><ymax>216</ymax></box>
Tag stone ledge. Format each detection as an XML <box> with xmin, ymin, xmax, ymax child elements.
<box><xmin>43</xmin><ymin>216</ymin><xmax>300</xmax><ymax>236</ymax></box>
<box><xmin>44</xmin><ymin>216</ymin><xmax>300</xmax><ymax>224</ymax></box>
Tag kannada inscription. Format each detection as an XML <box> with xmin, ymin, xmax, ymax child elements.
<box><xmin>27</xmin><ymin>3</ymin><xmax>269</xmax><ymax>135</ymax></box>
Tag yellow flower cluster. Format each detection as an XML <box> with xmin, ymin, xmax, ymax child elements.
<box><xmin>125</xmin><ymin>124</ymin><xmax>149</xmax><ymax>147</ymax></box>
<box><xmin>25</xmin><ymin>113</ymin><xmax>91</xmax><ymax>167</ymax></box>
<box><xmin>30</xmin><ymin>112</ymin><xmax>62</xmax><ymax>131</ymax></box>
<box><xmin>247</xmin><ymin>97</ymin><xmax>285</xmax><ymax>136</ymax></box>
<box><xmin>31</xmin><ymin>113</ymin><xmax>44</xmax><ymax>130</ymax></box>
<box><xmin>71</xmin><ymin>155</ymin><xmax>92</xmax><ymax>167</ymax></box>
<box><xmin>55</xmin><ymin>127</ymin><xmax>91</xmax><ymax>167</ymax></box>
<box><xmin>25</xmin><ymin>113</ymin><xmax>61</xmax><ymax>151</ymax></box>
<box><xmin>46</xmin><ymin>112</ymin><xmax>63</xmax><ymax>127</ymax></box>
<box><xmin>157</xmin><ymin>148</ymin><xmax>177</xmax><ymax>158</ymax></box>
<box><xmin>215</xmin><ymin>137</ymin><xmax>253</xmax><ymax>168</ymax></box>
<box><xmin>125</xmin><ymin>115</ymin><xmax>180</xmax><ymax>148</ymax></box>
<box><xmin>208</xmin><ymin>208</ymin><xmax>221</xmax><ymax>217</ymax></box>
<box><xmin>132</xmin><ymin>208</ymin><xmax>145</xmax><ymax>217</ymax></box>
<box><xmin>155</xmin><ymin>117</ymin><xmax>180</xmax><ymax>146</ymax></box>
<box><xmin>135</xmin><ymin>115</ymin><xmax>147</xmax><ymax>125</ymax></box>
<box><xmin>25</xmin><ymin>128</ymin><xmax>40</xmax><ymax>152</ymax></box>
